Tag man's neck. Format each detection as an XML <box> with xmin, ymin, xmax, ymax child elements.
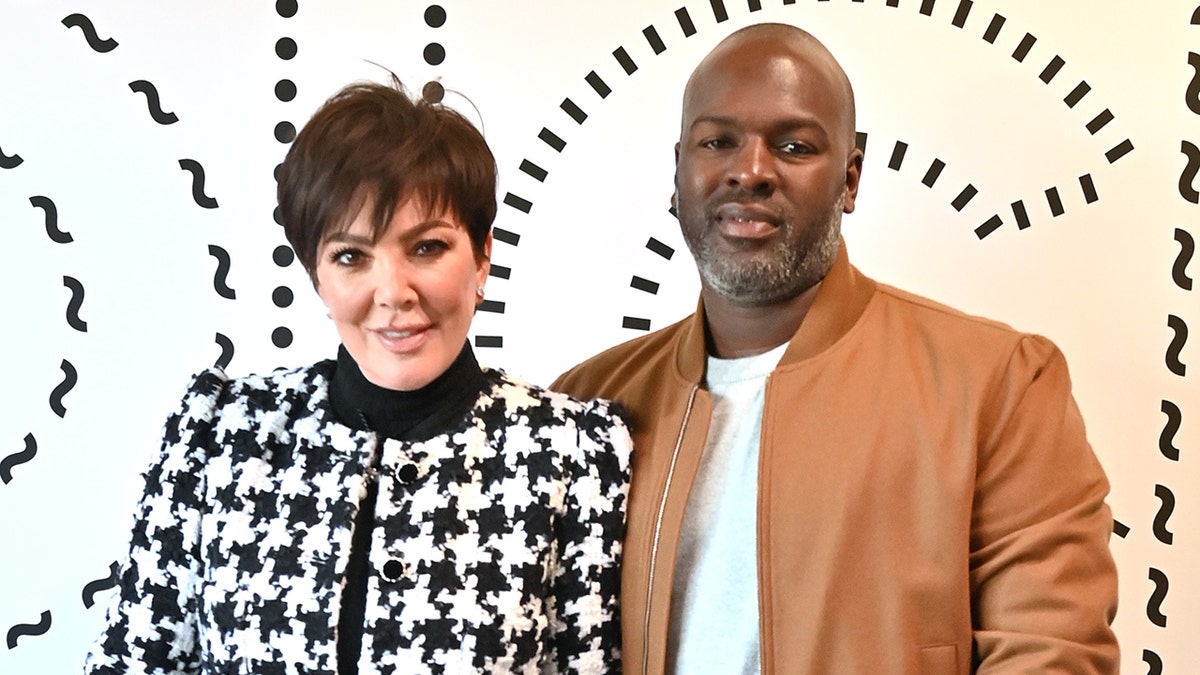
<box><xmin>702</xmin><ymin>281</ymin><xmax>823</xmax><ymax>359</ymax></box>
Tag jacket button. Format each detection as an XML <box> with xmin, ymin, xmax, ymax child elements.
<box><xmin>381</xmin><ymin>558</ymin><xmax>408</xmax><ymax>582</ymax></box>
<box><xmin>395</xmin><ymin>462</ymin><xmax>419</xmax><ymax>484</ymax></box>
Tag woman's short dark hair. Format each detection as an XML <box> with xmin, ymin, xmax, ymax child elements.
<box><xmin>277</xmin><ymin>77</ymin><xmax>497</xmax><ymax>280</ymax></box>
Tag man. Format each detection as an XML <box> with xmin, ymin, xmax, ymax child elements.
<box><xmin>553</xmin><ymin>22</ymin><xmax>1118</xmax><ymax>675</ymax></box>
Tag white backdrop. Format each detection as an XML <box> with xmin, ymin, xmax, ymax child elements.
<box><xmin>1</xmin><ymin>1</ymin><xmax>1196</xmax><ymax>672</ymax></box>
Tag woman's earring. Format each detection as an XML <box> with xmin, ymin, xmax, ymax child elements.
<box><xmin>476</xmin><ymin>285</ymin><xmax>485</xmax><ymax>299</ymax></box>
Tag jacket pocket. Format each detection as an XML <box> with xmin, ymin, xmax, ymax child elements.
<box><xmin>918</xmin><ymin>643</ymin><xmax>960</xmax><ymax>674</ymax></box>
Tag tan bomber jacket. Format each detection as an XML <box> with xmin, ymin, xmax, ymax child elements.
<box><xmin>552</xmin><ymin>244</ymin><xmax>1119</xmax><ymax>674</ymax></box>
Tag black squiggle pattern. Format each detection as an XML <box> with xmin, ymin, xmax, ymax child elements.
<box><xmin>208</xmin><ymin>245</ymin><xmax>236</xmax><ymax>299</ymax></box>
<box><xmin>1173</xmin><ymin>228</ymin><xmax>1195</xmax><ymax>290</ymax></box>
<box><xmin>30</xmin><ymin>195</ymin><xmax>71</xmax><ymax>244</ymax></box>
<box><xmin>1142</xmin><ymin>649</ymin><xmax>1163</xmax><ymax>675</ymax></box>
<box><xmin>1159</xmin><ymin>400</ymin><xmax>1182</xmax><ymax>461</ymax></box>
<box><xmin>49</xmin><ymin>359</ymin><xmax>77</xmax><ymax>419</ymax></box>
<box><xmin>1152</xmin><ymin>485</ymin><xmax>1175</xmax><ymax>545</ymax></box>
<box><xmin>179</xmin><ymin>159</ymin><xmax>219</xmax><ymax>208</ymax></box>
<box><xmin>1165</xmin><ymin>315</ymin><xmax>1189</xmax><ymax>376</ymax></box>
<box><xmin>0</xmin><ymin>144</ymin><xmax>22</xmax><ymax>169</ymax></box>
<box><xmin>82</xmin><ymin>561</ymin><xmax>120</xmax><ymax>609</ymax></box>
<box><xmin>63</xmin><ymin>276</ymin><xmax>88</xmax><ymax>332</ymax></box>
<box><xmin>5</xmin><ymin>610</ymin><xmax>51</xmax><ymax>649</ymax></box>
<box><xmin>214</xmin><ymin>332</ymin><xmax>234</xmax><ymax>369</ymax></box>
<box><xmin>1188</xmin><ymin>52</ymin><xmax>1200</xmax><ymax>115</ymax></box>
<box><xmin>1146</xmin><ymin>567</ymin><xmax>1169</xmax><ymax>627</ymax></box>
<box><xmin>0</xmin><ymin>433</ymin><xmax>36</xmax><ymax>484</ymax></box>
<box><xmin>128</xmin><ymin>80</ymin><xmax>178</xmax><ymax>125</ymax></box>
<box><xmin>61</xmin><ymin>14</ymin><xmax>118</xmax><ymax>53</ymax></box>
<box><xmin>1179</xmin><ymin>141</ymin><xmax>1200</xmax><ymax>203</ymax></box>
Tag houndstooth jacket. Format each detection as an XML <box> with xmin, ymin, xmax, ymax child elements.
<box><xmin>83</xmin><ymin>361</ymin><xmax>632</xmax><ymax>674</ymax></box>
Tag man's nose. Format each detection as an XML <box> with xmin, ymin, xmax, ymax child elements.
<box><xmin>373</xmin><ymin>255</ymin><xmax>417</xmax><ymax>309</ymax></box>
<box><xmin>726</xmin><ymin>138</ymin><xmax>777</xmax><ymax>193</ymax></box>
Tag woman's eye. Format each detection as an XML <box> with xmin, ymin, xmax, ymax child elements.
<box><xmin>414</xmin><ymin>240</ymin><xmax>450</xmax><ymax>257</ymax></box>
<box><xmin>330</xmin><ymin>248</ymin><xmax>364</xmax><ymax>266</ymax></box>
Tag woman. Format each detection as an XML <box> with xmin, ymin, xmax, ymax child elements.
<box><xmin>84</xmin><ymin>79</ymin><xmax>632</xmax><ymax>674</ymax></box>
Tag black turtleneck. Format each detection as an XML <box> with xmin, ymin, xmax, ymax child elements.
<box><xmin>329</xmin><ymin>342</ymin><xmax>487</xmax><ymax>674</ymax></box>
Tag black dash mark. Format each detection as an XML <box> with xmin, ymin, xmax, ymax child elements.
<box><xmin>1187</xmin><ymin>52</ymin><xmax>1200</xmax><ymax>115</ymax></box>
<box><xmin>30</xmin><ymin>195</ymin><xmax>71</xmax><ymax>243</ymax></box>
<box><xmin>1147</xmin><ymin>568</ymin><xmax>1169</xmax><ymax>627</ymax></box>
<box><xmin>1152</xmin><ymin>485</ymin><xmax>1176</xmax><ymax>545</ymax></box>
<box><xmin>6</xmin><ymin>611</ymin><xmax>51</xmax><ymax>649</ymax></box>
<box><xmin>951</xmin><ymin>185</ymin><xmax>977</xmax><ymax>211</ymax></box>
<box><xmin>214</xmin><ymin>333</ymin><xmax>234</xmax><ymax>370</ymax></box>
<box><xmin>49</xmin><ymin>359</ymin><xmax>77</xmax><ymax>418</ymax></box>
<box><xmin>709</xmin><ymin>0</ymin><xmax>729</xmax><ymax>23</ymax></box>
<box><xmin>888</xmin><ymin>141</ymin><xmax>908</xmax><ymax>170</ymax></box>
<box><xmin>1010</xmin><ymin>201</ymin><xmax>1031</xmax><ymax>230</ymax></box>
<box><xmin>519</xmin><ymin>159</ymin><xmax>547</xmax><ymax>182</ymax></box>
<box><xmin>478</xmin><ymin>299</ymin><xmax>505</xmax><ymax>314</ymax></box>
<box><xmin>489</xmin><ymin>264</ymin><xmax>511</xmax><ymax>280</ymax></box>
<box><xmin>951</xmin><ymin>0</ymin><xmax>972</xmax><ymax>28</ymax></box>
<box><xmin>207</xmin><ymin>245</ymin><xmax>236</xmax><ymax>299</ymax></box>
<box><xmin>855</xmin><ymin>131</ymin><xmax>868</xmax><ymax>153</ymax></box>
<box><xmin>1039</xmin><ymin>56</ymin><xmax>1065</xmax><ymax>83</ymax></box>
<box><xmin>675</xmin><ymin>8</ymin><xmax>697</xmax><ymax>37</ymax></box>
<box><xmin>560</xmin><ymin>98</ymin><xmax>587</xmax><ymax>124</ymax></box>
<box><xmin>1106</xmin><ymin>139</ymin><xmax>1134</xmax><ymax>163</ymax></box>
<box><xmin>623</xmin><ymin>316</ymin><xmax>652</xmax><ymax>331</ymax></box>
<box><xmin>1089</xmin><ymin>107</ymin><xmax>1113</xmax><ymax>132</ymax></box>
<box><xmin>474</xmin><ymin>336</ymin><xmax>503</xmax><ymax>348</ymax></box>
<box><xmin>921</xmin><ymin>159</ymin><xmax>945</xmax><ymax>187</ymax></box>
<box><xmin>586</xmin><ymin>71</ymin><xmax>611</xmax><ymax>99</ymax></box>
<box><xmin>82</xmin><ymin>561</ymin><xmax>119</xmax><ymax>608</ymax></box>
<box><xmin>62</xmin><ymin>13</ymin><xmax>118</xmax><ymax>53</ymax></box>
<box><xmin>63</xmin><ymin>276</ymin><xmax>87</xmax><ymax>332</ymax></box>
<box><xmin>503</xmin><ymin>193</ymin><xmax>533</xmax><ymax>214</ymax></box>
<box><xmin>1045</xmin><ymin>187</ymin><xmax>1064</xmax><ymax>216</ymax></box>
<box><xmin>982</xmin><ymin>14</ymin><xmax>1005</xmax><ymax>43</ymax></box>
<box><xmin>1142</xmin><ymin>650</ymin><xmax>1163</xmax><ymax>675</ymax></box>
<box><xmin>493</xmin><ymin>227</ymin><xmax>520</xmax><ymax>246</ymax></box>
<box><xmin>647</xmin><ymin>237</ymin><xmax>675</xmax><ymax>259</ymax></box>
<box><xmin>179</xmin><ymin>159</ymin><xmax>218</xmax><ymax>208</ymax></box>
<box><xmin>1111</xmin><ymin>519</ymin><xmax>1130</xmax><ymax>538</ymax></box>
<box><xmin>614</xmin><ymin>47</ymin><xmax>638</xmax><ymax>75</ymax></box>
<box><xmin>1</xmin><ymin>433</ymin><xmax>37</xmax><ymax>484</ymax></box>
<box><xmin>1160</xmin><ymin>400</ymin><xmax>1182</xmax><ymax>461</ymax></box>
<box><xmin>643</xmin><ymin>25</ymin><xmax>667</xmax><ymax>54</ymax></box>
<box><xmin>631</xmin><ymin>276</ymin><xmax>660</xmax><ymax>294</ymax></box>
<box><xmin>1064</xmin><ymin>81</ymin><xmax>1090</xmax><ymax>108</ymax></box>
<box><xmin>1079</xmin><ymin>174</ymin><xmax>1098</xmax><ymax>204</ymax></box>
<box><xmin>748</xmin><ymin>0</ymin><xmax>763</xmax><ymax>11</ymax></box>
<box><xmin>128</xmin><ymin>80</ymin><xmax>178</xmax><ymax>124</ymax></box>
<box><xmin>1179</xmin><ymin>141</ymin><xmax>1200</xmax><ymax>203</ymax></box>
<box><xmin>1165</xmin><ymin>314</ymin><xmax>1188</xmax><ymax>376</ymax></box>
<box><xmin>0</xmin><ymin>145</ymin><xmax>22</xmax><ymax>169</ymax></box>
<box><xmin>975</xmin><ymin>215</ymin><xmax>1003</xmax><ymax>239</ymax></box>
<box><xmin>538</xmin><ymin>128</ymin><xmax>566</xmax><ymax>152</ymax></box>
<box><xmin>1012</xmin><ymin>33</ymin><xmax>1036</xmax><ymax>62</ymax></box>
<box><xmin>886</xmin><ymin>0</ymin><xmax>899</xmax><ymax>6</ymax></box>
<box><xmin>919</xmin><ymin>0</ymin><xmax>935</xmax><ymax>16</ymax></box>
<box><xmin>1173</xmin><ymin>228</ymin><xmax>1195</xmax><ymax>290</ymax></box>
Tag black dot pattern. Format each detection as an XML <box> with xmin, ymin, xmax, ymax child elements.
<box><xmin>273</xmin><ymin>7</ymin><xmax>298</xmax><ymax>348</ymax></box>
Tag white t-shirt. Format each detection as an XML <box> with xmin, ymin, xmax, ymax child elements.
<box><xmin>666</xmin><ymin>343</ymin><xmax>787</xmax><ymax>675</ymax></box>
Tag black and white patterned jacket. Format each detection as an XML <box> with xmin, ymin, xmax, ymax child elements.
<box><xmin>83</xmin><ymin>361</ymin><xmax>632</xmax><ymax>674</ymax></box>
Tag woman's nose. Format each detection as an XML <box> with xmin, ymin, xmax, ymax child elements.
<box><xmin>372</xmin><ymin>255</ymin><xmax>417</xmax><ymax>309</ymax></box>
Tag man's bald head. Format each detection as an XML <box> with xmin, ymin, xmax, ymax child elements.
<box><xmin>681</xmin><ymin>23</ymin><xmax>857</xmax><ymax>147</ymax></box>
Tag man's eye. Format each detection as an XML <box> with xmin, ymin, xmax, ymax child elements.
<box><xmin>779</xmin><ymin>141</ymin><xmax>813</xmax><ymax>155</ymax></box>
<box><xmin>700</xmin><ymin>137</ymin><xmax>734</xmax><ymax>150</ymax></box>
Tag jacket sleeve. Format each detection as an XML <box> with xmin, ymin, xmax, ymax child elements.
<box><xmin>970</xmin><ymin>336</ymin><xmax>1119</xmax><ymax>673</ymax></box>
<box><xmin>83</xmin><ymin>369</ymin><xmax>227</xmax><ymax>675</ymax></box>
<box><xmin>549</xmin><ymin>399</ymin><xmax>634</xmax><ymax>675</ymax></box>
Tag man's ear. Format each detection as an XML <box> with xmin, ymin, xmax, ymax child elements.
<box><xmin>842</xmin><ymin>147</ymin><xmax>864</xmax><ymax>214</ymax></box>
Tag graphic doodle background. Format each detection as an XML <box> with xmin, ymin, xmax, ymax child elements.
<box><xmin>1</xmin><ymin>1</ymin><xmax>1196</xmax><ymax>671</ymax></box>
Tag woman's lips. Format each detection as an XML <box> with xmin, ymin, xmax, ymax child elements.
<box><xmin>372</xmin><ymin>325</ymin><xmax>430</xmax><ymax>353</ymax></box>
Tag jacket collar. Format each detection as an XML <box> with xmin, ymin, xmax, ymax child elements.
<box><xmin>674</xmin><ymin>238</ymin><xmax>876</xmax><ymax>383</ymax></box>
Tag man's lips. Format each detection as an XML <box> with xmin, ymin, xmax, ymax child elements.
<box><xmin>714</xmin><ymin>202</ymin><xmax>780</xmax><ymax>240</ymax></box>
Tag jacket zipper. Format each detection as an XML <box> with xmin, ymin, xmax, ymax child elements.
<box><xmin>642</xmin><ymin>384</ymin><xmax>700</xmax><ymax>675</ymax></box>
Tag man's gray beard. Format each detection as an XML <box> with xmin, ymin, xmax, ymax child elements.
<box><xmin>687</xmin><ymin>208</ymin><xmax>843</xmax><ymax>307</ymax></box>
